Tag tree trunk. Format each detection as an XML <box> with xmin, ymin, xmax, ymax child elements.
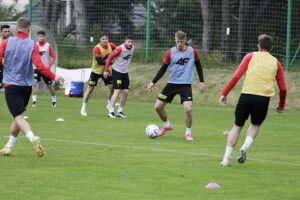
<box><xmin>221</xmin><ymin>0</ymin><xmax>230</xmax><ymax>58</ymax></box>
<box><xmin>200</xmin><ymin>0</ymin><xmax>213</xmax><ymax>54</ymax></box>
<box><xmin>73</xmin><ymin>0</ymin><xmax>88</xmax><ymax>48</ymax></box>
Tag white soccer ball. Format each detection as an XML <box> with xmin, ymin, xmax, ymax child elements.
<box><xmin>145</xmin><ymin>124</ymin><xmax>160</xmax><ymax>139</ymax></box>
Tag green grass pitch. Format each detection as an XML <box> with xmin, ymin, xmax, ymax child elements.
<box><xmin>0</xmin><ymin>92</ymin><xmax>299</xmax><ymax>200</ymax></box>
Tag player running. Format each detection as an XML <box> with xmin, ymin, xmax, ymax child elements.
<box><xmin>32</xmin><ymin>30</ymin><xmax>57</xmax><ymax>107</ymax></box>
<box><xmin>103</xmin><ymin>35</ymin><xmax>134</xmax><ymax>118</ymax></box>
<box><xmin>0</xmin><ymin>17</ymin><xmax>64</xmax><ymax>156</ymax></box>
<box><xmin>219</xmin><ymin>34</ymin><xmax>287</xmax><ymax>166</ymax></box>
<box><xmin>148</xmin><ymin>31</ymin><xmax>205</xmax><ymax>141</ymax></box>
<box><xmin>80</xmin><ymin>33</ymin><xmax>116</xmax><ymax>116</ymax></box>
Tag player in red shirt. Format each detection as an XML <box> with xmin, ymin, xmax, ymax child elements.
<box><xmin>0</xmin><ymin>18</ymin><xmax>64</xmax><ymax>157</ymax></box>
<box><xmin>32</xmin><ymin>30</ymin><xmax>57</xmax><ymax>107</ymax></box>
<box><xmin>219</xmin><ymin>34</ymin><xmax>287</xmax><ymax>166</ymax></box>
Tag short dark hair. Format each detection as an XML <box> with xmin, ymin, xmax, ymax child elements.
<box><xmin>175</xmin><ymin>31</ymin><xmax>186</xmax><ymax>40</ymax></box>
<box><xmin>17</xmin><ymin>17</ymin><xmax>31</xmax><ymax>30</ymax></box>
<box><xmin>1</xmin><ymin>24</ymin><xmax>10</xmax><ymax>31</ymax></box>
<box><xmin>258</xmin><ymin>34</ymin><xmax>273</xmax><ymax>51</ymax></box>
<box><xmin>99</xmin><ymin>33</ymin><xmax>109</xmax><ymax>39</ymax></box>
<box><xmin>37</xmin><ymin>30</ymin><xmax>46</xmax><ymax>36</ymax></box>
<box><xmin>125</xmin><ymin>35</ymin><xmax>133</xmax><ymax>40</ymax></box>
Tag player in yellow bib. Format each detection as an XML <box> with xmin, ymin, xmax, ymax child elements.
<box><xmin>80</xmin><ymin>33</ymin><xmax>117</xmax><ymax>116</ymax></box>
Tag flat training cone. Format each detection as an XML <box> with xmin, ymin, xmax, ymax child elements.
<box><xmin>223</xmin><ymin>130</ymin><xmax>230</xmax><ymax>135</ymax></box>
<box><xmin>205</xmin><ymin>182</ymin><xmax>221</xmax><ymax>189</ymax></box>
<box><xmin>56</xmin><ymin>118</ymin><xmax>65</xmax><ymax>122</ymax></box>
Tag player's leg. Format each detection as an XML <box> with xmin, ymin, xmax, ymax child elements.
<box><xmin>183</xmin><ymin>101</ymin><xmax>193</xmax><ymax>140</ymax></box>
<box><xmin>4</xmin><ymin>86</ymin><xmax>44</xmax><ymax>156</ymax></box>
<box><xmin>102</xmin><ymin>74</ymin><xmax>113</xmax><ymax>112</ymax></box>
<box><xmin>116</xmin><ymin>89</ymin><xmax>129</xmax><ymax>118</ymax></box>
<box><xmin>47</xmin><ymin>84</ymin><xmax>57</xmax><ymax>107</ymax></box>
<box><xmin>180</xmin><ymin>85</ymin><xmax>193</xmax><ymax>140</ymax></box>
<box><xmin>154</xmin><ymin>99</ymin><xmax>173</xmax><ymax>136</ymax></box>
<box><xmin>220</xmin><ymin>94</ymin><xmax>250</xmax><ymax>166</ymax></box>
<box><xmin>31</xmin><ymin>69</ymin><xmax>41</xmax><ymax>107</ymax></box>
<box><xmin>155</xmin><ymin>84</ymin><xmax>175</xmax><ymax>136</ymax></box>
<box><xmin>41</xmin><ymin>75</ymin><xmax>56</xmax><ymax>107</ymax></box>
<box><xmin>108</xmin><ymin>89</ymin><xmax>121</xmax><ymax>118</ymax></box>
<box><xmin>116</xmin><ymin>74</ymin><xmax>129</xmax><ymax>118</ymax></box>
<box><xmin>108</xmin><ymin>70</ymin><xmax>123</xmax><ymax>118</ymax></box>
<box><xmin>81</xmin><ymin>72</ymin><xmax>99</xmax><ymax>116</ymax></box>
<box><xmin>0</xmin><ymin>120</ymin><xmax>20</xmax><ymax>155</ymax></box>
<box><xmin>238</xmin><ymin>95</ymin><xmax>270</xmax><ymax>164</ymax></box>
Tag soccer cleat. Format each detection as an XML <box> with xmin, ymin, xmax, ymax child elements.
<box><xmin>81</xmin><ymin>110</ymin><xmax>87</xmax><ymax>116</ymax></box>
<box><xmin>185</xmin><ymin>133</ymin><xmax>193</xmax><ymax>141</ymax></box>
<box><xmin>158</xmin><ymin>125</ymin><xmax>173</xmax><ymax>136</ymax></box>
<box><xmin>220</xmin><ymin>159</ymin><xmax>230</xmax><ymax>167</ymax></box>
<box><xmin>32</xmin><ymin>101</ymin><xmax>37</xmax><ymax>107</ymax></box>
<box><xmin>108</xmin><ymin>112</ymin><xmax>116</xmax><ymax>118</ymax></box>
<box><xmin>237</xmin><ymin>149</ymin><xmax>247</xmax><ymax>164</ymax></box>
<box><xmin>31</xmin><ymin>136</ymin><xmax>45</xmax><ymax>157</ymax></box>
<box><xmin>52</xmin><ymin>102</ymin><xmax>57</xmax><ymax>107</ymax></box>
<box><xmin>0</xmin><ymin>146</ymin><xmax>13</xmax><ymax>156</ymax></box>
<box><xmin>116</xmin><ymin>112</ymin><xmax>126</xmax><ymax>118</ymax></box>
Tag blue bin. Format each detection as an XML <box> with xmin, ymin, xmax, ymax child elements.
<box><xmin>70</xmin><ymin>81</ymin><xmax>84</xmax><ymax>97</ymax></box>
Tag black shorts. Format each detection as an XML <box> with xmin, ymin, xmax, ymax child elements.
<box><xmin>5</xmin><ymin>85</ymin><xmax>32</xmax><ymax>118</ymax></box>
<box><xmin>0</xmin><ymin>71</ymin><xmax>3</xmax><ymax>89</ymax></box>
<box><xmin>235</xmin><ymin>93</ymin><xmax>270</xmax><ymax>126</ymax></box>
<box><xmin>88</xmin><ymin>71</ymin><xmax>112</xmax><ymax>86</ymax></box>
<box><xmin>158</xmin><ymin>83</ymin><xmax>192</xmax><ymax>104</ymax></box>
<box><xmin>34</xmin><ymin>69</ymin><xmax>52</xmax><ymax>85</ymax></box>
<box><xmin>112</xmin><ymin>69</ymin><xmax>129</xmax><ymax>90</ymax></box>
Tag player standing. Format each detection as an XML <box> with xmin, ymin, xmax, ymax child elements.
<box><xmin>219</xmin><ymin>34</ymin><xmax>287</xmax><ymax>166</ymax></box>
<box><xmin>0</xmin><ymin>24</ymin><xmax>11</xmax><ymax>89</ymax></box>
<box><xmin>32</xmin><ymin>30</ymin><xmax>57</xmax><ymax>107</ymax></box>
<box><xmin>0</xmin><ymin>18</ymin><xmax>64</xmax><ymax>156</ymax></box>
<box><xmin>148</xmin><ymin>31</ymin><xmax>205</xmax><ymax>141</ymax></box>
<box><xmin>103</xmin><ymin>35</ymin><xmax>134</xmax><ymax>118</ymax></box>
<box><xmin>80</xmin><ymin>33</ymin><xmax>116</xmax><ymax>116</ymax></box>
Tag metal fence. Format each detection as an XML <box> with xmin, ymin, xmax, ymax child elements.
<box><xmin>4</xmin><ymin>0</ymin><xmax>300</xmax><ymax>69</ymax></box>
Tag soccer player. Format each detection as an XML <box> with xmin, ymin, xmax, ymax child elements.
<box><xmin>219</xmin><ymin>34</ymin><xmax>287</xmax><ymax>166</ymax></box>
<box><xmin>103</xmin><ymin>35</ymin><xmax>134</xmax><ymax>118</ymax></box>
<box><xmin>0</xmin><ymin>24</ymin><xmax>10</xmax><ymax>42</ymax></box>
<box><xmin>80</xmin><ymin>33</ymin><xmax>116</xmax><ymax>116</ymax></box>
<box><xmin>0</xmin><ymin>17</ymin><xmax>64</xmax><ymax>156</ymax></box>
<box><xmin>32</xmin><ymin>30</ymin><xmax>57</xmax><ymax>107</ymax></box>
<box><xmin>0</xmin><ymin>24</ymin><xmax>11</xmax><ymax>89</ymax></box>
<box><xmin>148</xmin><ymin>31</ymin><xmax>205</xmax><ymax>141</ymax></box>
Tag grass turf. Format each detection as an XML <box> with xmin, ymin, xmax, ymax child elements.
<box><xmin>0</xmin><ymin>92</ymin><xmax>299</xmax><ymax>200</ymax></box>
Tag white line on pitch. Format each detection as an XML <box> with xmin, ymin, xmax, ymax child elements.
<box><xmin>42</xmin><ymin>137</ymin><xmax>300</xmax><ymax>167</ymax></box>
<box><xmin>2</xmin><ymin>136</ymin><xmax>299</xmax><ymax>166</ymax></box>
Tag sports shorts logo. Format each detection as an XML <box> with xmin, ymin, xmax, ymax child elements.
<box><xmin>89</xmin><ymin>80</ymin><xmax>96</xmax><ymax>85</ymax></box>
<box><xmin>158</xmin><ymin>93</ymin><xmax>167</xmax><ymax>100</ymax></box>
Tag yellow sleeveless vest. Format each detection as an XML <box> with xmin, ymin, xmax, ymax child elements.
<box><xmin>91</xmin><ymin>43</ymin><xmax>113</xmax><ymax>74</ymax></box>
<box><xmin>242</xmin><ymin>51</ymin><xmax>278</xmax><ymax>97</ymax></box>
